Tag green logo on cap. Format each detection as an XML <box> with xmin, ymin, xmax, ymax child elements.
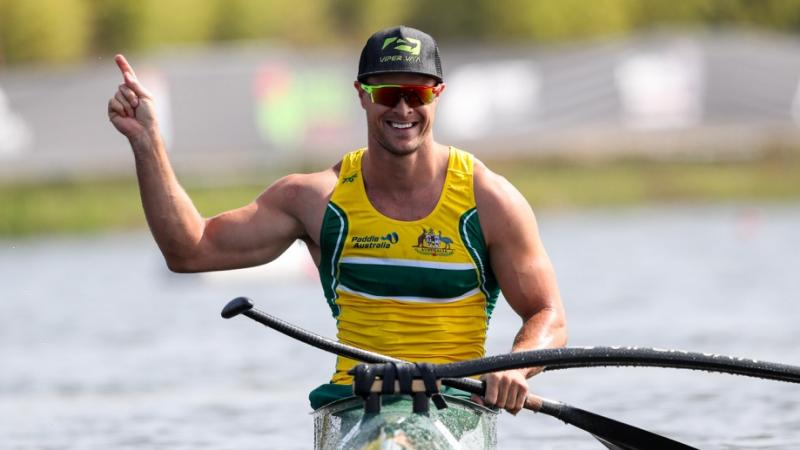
<box><xmin>382</xmin><ymin>37</ymin><xmax>421</xmax><ymax>56</ymax></box>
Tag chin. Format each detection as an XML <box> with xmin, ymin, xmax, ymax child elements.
<box><xmin>376</xmin><ymin>138</ymin><xmax>422</xmax><ymax>157</ymax></box>
<box><xmin>387</xmin><ymin>144</ymin><xmax>422</xmax><ymax>157</ymax></box>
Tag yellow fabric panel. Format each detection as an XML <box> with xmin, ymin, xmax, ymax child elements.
<box><xmin>331</xmin><ymin>296</ymin><xmax>488</xmax><ymax>384</ymax></box>
<box><xmin>332</xmin><ymin>147</ymin><xmax>476</xmax><ymax>263</ymax></box>
<box><xmin>328</xmin><ymin>147</ymin><xmax>489</xmax><ymax>385</ymax></box>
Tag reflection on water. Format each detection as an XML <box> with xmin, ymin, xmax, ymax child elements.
<box><xmin>1</xmin><ymin>204</ymin><xmax>799</xmax><ymax>449</ymax></box>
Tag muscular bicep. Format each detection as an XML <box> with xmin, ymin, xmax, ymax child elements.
<box><xmin>173</xmin><ymin>176</ymin><xmax>306</xmax><ymax>272</ymax></box>
<box><xmin>475</xmin><ymin>164</ymin><xmax>567</xmax><ymax>357</ymax></box>
<box><xmin>476</xmin><ymin>170</ymin><xmax>564</xmax><ymax>320</ymax></box>
<box><xmin>489</xmin><ymin>206</ymin><xmax>560</xmax><ymax>318</ymax></box>
<box><xmin>201</xmin><ymin>199</ymin><xmax>300</xmax><ymax>269</ymax></box>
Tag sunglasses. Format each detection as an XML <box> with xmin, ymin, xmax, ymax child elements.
<box><xmin>360</xmin><ymin>83</ymin><xmax>443</xmax><ymax>108</ymax></box>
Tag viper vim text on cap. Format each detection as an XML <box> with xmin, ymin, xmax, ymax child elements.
<box><xmin>357</xmin><ymin>26</ymin><xmax>443</xmax><ymax>83</ymax></box>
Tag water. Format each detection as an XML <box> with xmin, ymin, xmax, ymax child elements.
<box><xmin>2</xmin><ymin>203</ymin><xmax>799</xmax><ymax>449</ymax></box>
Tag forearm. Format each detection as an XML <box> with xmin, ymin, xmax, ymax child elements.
<box><xmin>129</xmin><ymin>130</ymin><xmax>205</xmax><ymax>267</ymax></box>
<box><xmin>511</xmin><ymin>305</ymin><xmax>568</xmax><ymax>378</ymax></box>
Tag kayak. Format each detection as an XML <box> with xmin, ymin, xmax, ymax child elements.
<box><xmin>313</xmin><ymin>394</ymin><xmax>498</xmax><ymax>450</ymax></box>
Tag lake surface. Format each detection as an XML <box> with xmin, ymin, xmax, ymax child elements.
<box><xmin>2</xmin><ymin>203</ymin><xmax>799</xmax><ymax>449</ymax></box>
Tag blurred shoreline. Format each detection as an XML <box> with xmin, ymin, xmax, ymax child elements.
<box><xmin>2</xmin><ymin>153</ymin><xmax>799</xmax><ymax>237</ymax></box>
<box><xmin>3</xmin><ymin>31</ymin><xmax>800</xmax><ymax>180</ymax></box>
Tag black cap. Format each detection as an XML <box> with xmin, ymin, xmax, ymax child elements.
<box><xmin>357</xmin><ymin>26</ymin><xmax>443</xmax><ymax>83</ymax></box>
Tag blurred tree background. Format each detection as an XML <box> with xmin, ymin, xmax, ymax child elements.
<box><xmin>1</xmin><ymin>0</ymin><xmax>799</xmax><ymax>235</ymax></box>
<box><xmin>2</xmin><ymin>0</ymin><xmax>800</xmax><ymax>66</ymax></box>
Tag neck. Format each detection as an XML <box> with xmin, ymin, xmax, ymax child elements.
<box><xmin>363</xmin><ymin>141</ymin><xmax>448</xmax><ymax>193</ymax></box>
<box><xmin>360</xmin><ymin>142</ymin><xmax>450</xmax><ymax>221</ymax></box>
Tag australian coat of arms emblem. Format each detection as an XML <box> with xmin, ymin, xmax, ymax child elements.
<box><xmin>413</xmin><ymin>227</ymin><xmax>455</xmax><ymax>257</ymax></box>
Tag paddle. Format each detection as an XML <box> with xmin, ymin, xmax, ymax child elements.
<box><xmin>432</xmin><ymin>347</ymin><xmax>800</xmax><ymax>384</ymax></box>
<box><xmin>221</xmin><ymin>297</ymin><xmax>697</xmax><ymax>450</ymax></box>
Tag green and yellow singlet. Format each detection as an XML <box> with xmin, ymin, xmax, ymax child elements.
<box><xmin>310</xmin><ymin>147</ymin><xmax>499</xmax><ymax>408</ymax></box>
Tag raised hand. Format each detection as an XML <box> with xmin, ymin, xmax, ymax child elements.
<box><xmin>107</xmin><ymin>54</ymin><xmax>157</xmax><ymax>140</ymax></box>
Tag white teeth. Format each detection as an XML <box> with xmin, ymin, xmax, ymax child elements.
<box><xmin>389</xmin><ymin>122</ymin><xmax>413</xmax><ymax>129</ymax></box>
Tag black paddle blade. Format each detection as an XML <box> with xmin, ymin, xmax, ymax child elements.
<box><xmin>221</xmin><ymin>296</ymin><xmax>254</xmax><ymax>318</ymax></box>
<box><xmin>540</xmin><ymin>400</ymin><xmax>697</xmax><ymax>450</ymax></box>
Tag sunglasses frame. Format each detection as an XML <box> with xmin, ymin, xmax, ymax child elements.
<box><xmin>360</xmin><ymin>83</ymin><xmax>444</xmax><ymax>107</ymax></box>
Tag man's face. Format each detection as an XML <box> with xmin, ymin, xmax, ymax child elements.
<box><xmin>355</xmin><ymin>73</ymin><xmax>445</xmax><ymax>156</ymax></box>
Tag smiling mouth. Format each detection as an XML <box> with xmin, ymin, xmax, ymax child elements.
<box><xmin>388</xmin><ymin>121</ymin><xmax>416</xmax><ymax>129</ymax></box>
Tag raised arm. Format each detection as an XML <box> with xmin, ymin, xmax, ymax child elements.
<box><xmin>107</xmin><ymin>54</ymin><xmax>311</xmax><ymax>272</ymax></box>
<box><xmin>473</xmin><ymin>161</ymin><xmax>568</xmax><ymax>414</ymax></box>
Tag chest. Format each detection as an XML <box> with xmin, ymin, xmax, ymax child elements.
<box><xmin>365</xmin><ymin>188</ymin><xmax>442</xmax><ymax>222</ymax></box>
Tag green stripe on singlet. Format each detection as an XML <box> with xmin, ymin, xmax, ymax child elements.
<box><xmin>318</xmin><ymin>202</ymin><xmax>348</xmax><ymax>317</ymax></box>
<box><xmin>459</xmin><ymin>208</ymin><xmax>500</xmax><ymax>318</ymax></box>
<box><xmin>337</xmin><ymin>260</ymin><xmax>479</xmax><ymax>300</ymax></box>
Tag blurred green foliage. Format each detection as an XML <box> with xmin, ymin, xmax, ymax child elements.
<box><xmin>0</xmin><ymin>0</ymin><xmax>92</xmax><ymax>64</ymax></box>
<box><xmin>1</xmin><ymin>0</ymin><xmax>800</xmax><ymax>65</ymax></box>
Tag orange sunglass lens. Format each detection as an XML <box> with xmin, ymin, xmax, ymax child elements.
<box><xmin>370</xmin><ymin>86</ymin><xmax>436</xmax><ymax>107</ymax></box>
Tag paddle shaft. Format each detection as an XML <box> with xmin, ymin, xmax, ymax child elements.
<box><xmin>434</xmin><ymin>348</ymin><xmax>800</xmax><ymax>384</ymax></box>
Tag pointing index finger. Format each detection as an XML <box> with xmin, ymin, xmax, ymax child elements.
<box><xmin>114</xmin><ymin>54</ymin><xmax>151</xmax><ymax>99</ymax></box>
<box><xmin>115</xmin><ymin>54</ymin><xmax>137</xmax><ymax>79</ymax></box>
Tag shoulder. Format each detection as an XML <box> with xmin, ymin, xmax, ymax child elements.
<box><xmin>472</xmin><ymin>159</ymin><xmax>537</xmax><ymax>245</ymax></box>
<box><xmin>256</xmin><ymin>163</ymin><xmax>340</xmax><ymax>210</ymax></box>
<box><xmin>473</xmin><ymin>158</ymin><xmax>530</xmax><ymax>214</ymax></box>
<box><xmin>250</xmin><ymin>162</ymin><xmax>342</xmax><ymax>242</ymax></box>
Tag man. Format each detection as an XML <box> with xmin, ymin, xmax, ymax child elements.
<box><xmin>107</xmin><ymin>25</ymin><xmax>567</xmax><ymax>415</ymax></box>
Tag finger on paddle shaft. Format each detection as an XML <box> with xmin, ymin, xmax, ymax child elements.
<box><xmin>221</xmin><ymin>297</ymin><xmax>699</xmax><ymax>449</ymax></box>
<box><xmin>437</xmin><ymin>376</ymin><xmax>545</xmax><ymax>413</ymax></box>
<box><xmin>524</xmin><ymin>393</ymin><xmax>544</xmax><ymax>411</ymax></box>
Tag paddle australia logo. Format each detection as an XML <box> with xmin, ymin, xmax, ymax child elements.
<box><xmin>341</xmin><ymin>173</ymin><xmax>358</xmax><ymax>184</ymax></box>
<box><xmin>413</xmin><ymin>228</ymin><xmax>454</xmax><ymax>257</ymax></box>
<box><xmin>351</xmin><ymin>232</ymin><xmax>399</xmax><ymax>249</ymax></box>
<box><xmin>380</xmin><ymin>37</ymin><xmax>422</xmax><ymax>64</ymax></box>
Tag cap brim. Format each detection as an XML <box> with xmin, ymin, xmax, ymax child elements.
<box><xmin>357</xmin><ymin>69</ymin><xmax>443</xmax><ymax>84</ymax></box>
